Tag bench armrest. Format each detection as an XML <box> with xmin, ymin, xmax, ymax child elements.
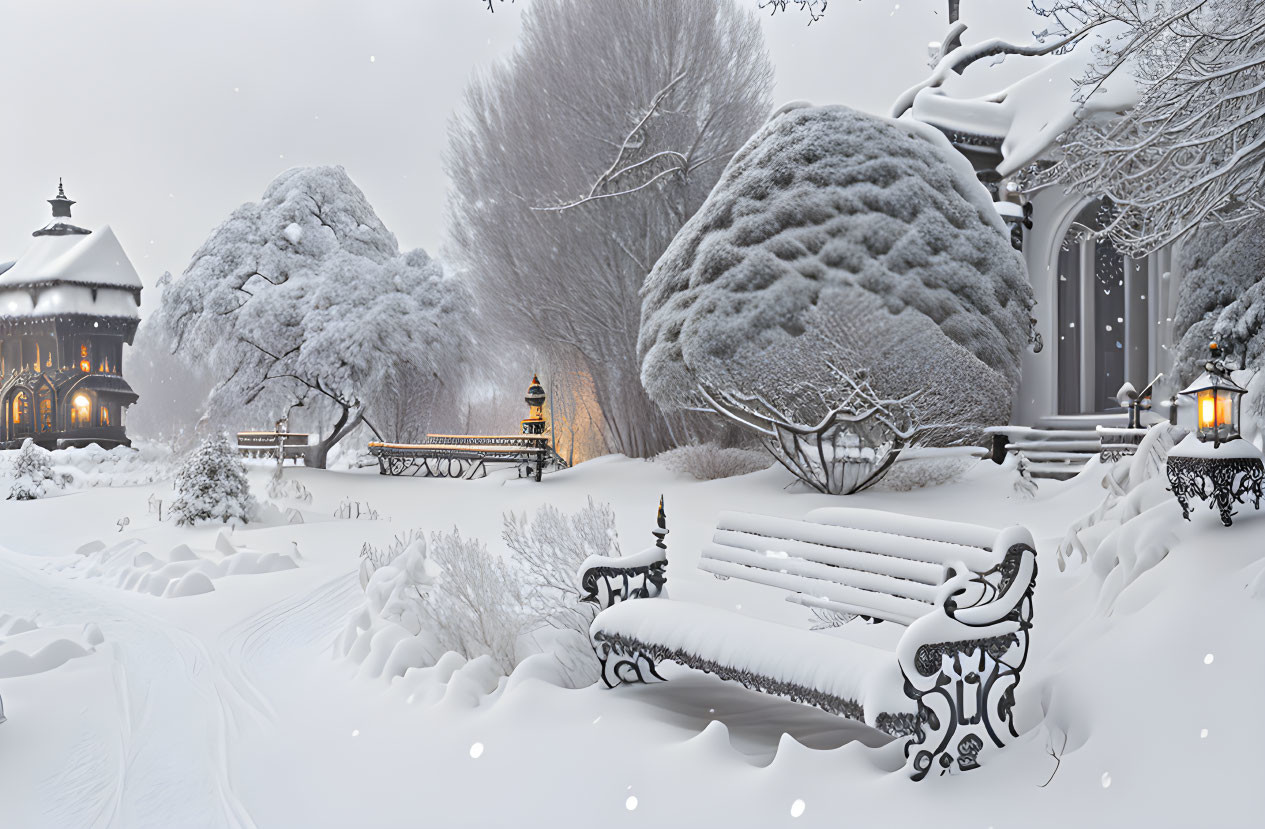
<box><xmin>579</xmin><ymin>547</ymin><xmax>668</xmax><ymax>610</ymax></box>
<box><xmin>895</xmin><ymin>543</ymin><xmax>1037</xmax><ymax>779</ymax></box>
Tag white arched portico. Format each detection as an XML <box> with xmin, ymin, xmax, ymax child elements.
<box><xmin>1015</xmin><ymin>188</ymin><xmax>1183</xmax><ymax>425</ymax></box>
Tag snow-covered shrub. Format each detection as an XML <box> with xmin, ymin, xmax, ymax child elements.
<box><xmin>170</xmin><ymin>434</ymin><xmax>255</xmax><ymax>526</ymax></box>
<box><xmin>359</xmin><ymin>530</ymin><xmax>424</xmax><ymax>589</ymax></box>
<box><xmin>347</xmin><ymin>500</ymin><xmax>622</xmax><ymax>687</ymax></box>
<box><xmin>266</xmin><ymin>466</ymin><xmax>312</xmax><ymax>505</ymax></box>
<box><xmin>655</xmin><ymin>442</ymin><xmax>772</xmax><ymax>480</ymax></box>
<box><xmin>421</xmin><ymin>529</ymin><xmax>530</xmax><ymax>675</ymax></box>
<box><xmin>639</xmin><ymin>105</ymin><xmax>1034</xmax><ymax>451</ymax></box>
<box><xmin>873</xmin><ymin>455</ymin><xmax>975</xmax><ymax>492</ymax></box>
<box><xmin>7</xmin><ymin>439</ymin><xmax>64</xmax><ymax>501</ymax></box>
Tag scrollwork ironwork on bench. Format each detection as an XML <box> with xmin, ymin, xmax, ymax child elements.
<box><xmin>902</xmin><ymin>544</ymin><xmax>1036</xmax><ymax>781</ymax></box>
<box><xmin>1166</xmin><ymin>455</ymin><xmax>1264</xmax><ymax>527</ymax></box>
<box><xmin>580</xmin><ymin>559</ymin><xmax>667</xmax><ymax>610</ymax></box>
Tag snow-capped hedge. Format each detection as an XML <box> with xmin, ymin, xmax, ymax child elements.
<box><xmin>638</xmin><ymin>105</ymin><xmax>1034</xmax><ymax>444</ymax></box>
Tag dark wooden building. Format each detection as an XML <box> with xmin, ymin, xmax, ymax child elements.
<box><xmin>0</xmin><ymin>182</ymin><xmax>141</xmax><ymax>449</ymax></box>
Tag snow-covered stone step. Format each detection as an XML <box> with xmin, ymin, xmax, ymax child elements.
<box><xmin>1008</xmin><ymin>439</ymin><xmax>1101</xmax><ymax>452</ymax></box>
<box><xmin>1023</xmin><ymin>461</ymin><xmax>1086</xmax><ymax>480</ymax></box>
<box><xmin>1016</xmin><ymin>450</ymin><xmax>1097</xmax><ymax>462</ymax></box>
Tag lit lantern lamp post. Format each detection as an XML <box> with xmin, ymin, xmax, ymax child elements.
<box><xmin>521</xmin><ymin>374</ymin><xmax>548</xmax><ymax>481</ymax></box>
<box><xmin>1166</xmin><ymin>343</ymin><xmax>1264</xmax><ymax>527</ymax></box>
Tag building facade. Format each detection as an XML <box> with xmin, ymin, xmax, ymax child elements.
<box><xmin>908</xmin><ymin>40</ymin><xmax>1179</xmax><ymax>428</ymax></box>
<box><xmin>0</xmin><ymin>183</ymin><xmax>142</xmax><ymax>449</ymax></box>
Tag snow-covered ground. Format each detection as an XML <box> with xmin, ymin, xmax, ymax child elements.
<box><xmin>1</xmin><ymin>450</ymin><xmax>1262</xmax><ymax>828</ymax></box>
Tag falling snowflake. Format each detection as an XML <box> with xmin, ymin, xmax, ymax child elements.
<box><xmin>1200</xmin><ymin>729</ymin><xmax>1209</xmax><ymax>739</ymax></box>
<box><xmin>625</xmin><ymin>796</ymin><xmax>638</xmax><ymax>811</ymax></box>
<box><xmin>1204</xmin><ymin>653</ymin><xmax>1215</xmax><ymax>665</ymax></box>
<box><xmin>1101</xmin><ymin>772</ymin><xmax>1112</xmax><ymax>788</ymax></box>
<box><xmin>470</xmin><ymin>742</ymin><xmax>484</xmax><ymax>759</ymax></box>
<box><xmin>351</xmin><ymin>729</ymin><xmax>360</xmax><ymax>737</ymax></box>
<box><xmin>790</xmin><ymin>799</ymin><xmax>806</xmax><ymax>818</ymax></box>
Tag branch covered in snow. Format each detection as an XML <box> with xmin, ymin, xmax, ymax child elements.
<box><xmin>1028</xmin><ymin>0</ymin><xmax>1265</xmax><ymax>256</ymax></box>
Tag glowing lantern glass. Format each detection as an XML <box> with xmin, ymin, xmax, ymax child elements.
<box><xmin>1178</xmin><ymin>343</ymin><xmax>1246</xmax><ymax>446</ymax></box>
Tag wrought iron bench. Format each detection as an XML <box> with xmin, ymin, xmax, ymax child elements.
<box><xmin>235</xmin><ymin>431</ymin><xmax>311</xmax><ymax>463</ymax></box>
<box><xmin>582</xmin><ymin>505</ymin><xmax>1037</xmax><ymax>780</ymax></box>
<box><xmin>368</xmin><ymin>435</ymin><xmax>565</xmax><ymax>482</ymax></box>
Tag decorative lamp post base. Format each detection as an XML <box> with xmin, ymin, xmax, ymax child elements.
<box><xmin>1166</xmin><ymin>436</ymin><xmax>1265</xmax><ymax>527</ymax></box>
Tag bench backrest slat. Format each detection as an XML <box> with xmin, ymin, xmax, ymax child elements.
<box><xmin>704</xmin><ymin>534</ymin><xmax>943</xmax><ymax>604</ymax></box>
<box><xmin>702</xmin><ymin>510</ymin><xmax>1008</xmax><ymax>628</ymax></box>
<box><xmin>708</xmin><ymin>528</ymin><xmax>947</xmax><ymax>588</ymax></box>
<box><xmin>698</xmin><ymin>558</ymin><xmax>929</xmax><ymax>626</ymax></box>
<box><xmin>718</xmin><ymin>511</ymin><xmax>1001</xmax><ymax>575</ymax></box>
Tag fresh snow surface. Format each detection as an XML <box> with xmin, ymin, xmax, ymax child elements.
<box><xmin>592</xmin><ymin>599</ymin><xmax>911</xmax><ymax>727</ymax></box>
<box><xmin>0</xmin><ymin>447</ymin><xmax>1262</xmax><ymax>827</ymax></box>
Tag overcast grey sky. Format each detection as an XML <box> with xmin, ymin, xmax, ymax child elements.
<box><xmin>0</xmin><ymin>0</ymin><xmax>1038</xmax><ymax>310</ymax></box>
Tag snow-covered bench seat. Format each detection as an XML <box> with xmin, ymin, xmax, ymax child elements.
<box><xmin>582</xmin><ymin>506</ymin><xmax>1037</xmax><ymax>780</ymax></box>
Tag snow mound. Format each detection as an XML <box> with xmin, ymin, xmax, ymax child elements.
<box><xmin>639</xmin><ymin>105</ymin><xmax>1033</xmax><ymax>442</ymax></box>
<box><xmin>0</xmin><ymin>614</ymin><xmax>101</xmax><ymax>679</ymax></box>
<box><xmin>54</xmin><ymin>537</ymin><xmax>298</xmax><ymax>598</ymax></box>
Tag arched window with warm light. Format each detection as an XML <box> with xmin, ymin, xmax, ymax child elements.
<box><xmin>71</xmin><ymin>393</ymin><xmax>92</xmax><ymax>429</ymax></box>
<box><xmin>78</xmin><ymin>342</ymin><xmax>90</xmax><ymax>373</ymax></box>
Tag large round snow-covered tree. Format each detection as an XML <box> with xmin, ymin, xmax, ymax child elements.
<box><xmin>170</xmin><ymin>434</ymin><xmax>255</xmax><ymax>526</ymax></box>
<box><xmin>159</xmin><ymin>166</ymin><xmax>471</xmax><ymax>467</ymax></box>
<box><xmin>639</xmin><ymin>105</ymin><xmax>1033</xmax><ymax>489</ymax></box>
<box><xmin>447</xmin><ymin>0</ymin><xmax>773</xmax><ymax>458</ymax></box>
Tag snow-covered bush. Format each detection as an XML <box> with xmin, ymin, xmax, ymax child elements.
<box><xmin>170</xmin><ymin>434</ymin><xmax>255</xmax><ymax>526</ymax></box>
<box><xmin>655</xmin><ymin>442</ymin><xmax>772</xmax><ymax>480</ymax></box>
<box><xmin>48</xmin><ymin>442</ymin><xmax>173</xmax><ymax>489</ymax></box>
<box><xmin>347</xmin><ymin>499</ymin><xmax>622</xmax><ymax>686</ymax></box>
<box><xmin>266</xmin><ymin>466</ymin><xmax>311</xmax><ymax>505</ymax></box>
<box><xmin>422</xmin><ymin>529</ymin><xmax>531</xmax><ymax>676</ymax></box>
<box><xmin>639</xmin><ymin>105</ymin><xmax>1034</xmax><ymax>458</ymax></box>
<box><xmin>7</xmin><ymin>439</ymin><xmax>63</xmax><ymax>501</ymax></box>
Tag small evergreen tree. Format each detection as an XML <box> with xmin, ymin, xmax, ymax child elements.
<box><xmin>7</xmin><ymin>439</ymin><xmax>61</xmax><ymax>501</ymax></box>
<box><xmin>171</xmin><ymin>434</ymin><xmax>254</xmax><ymax>526</ymax></box>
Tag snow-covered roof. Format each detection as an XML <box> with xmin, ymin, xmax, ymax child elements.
<box><xmin>0</xmin><ymin>226</ymin><xmax>142</xmax><ymax>292</ymax></box>
<box><xmin>906</xmin><ymin>24</ymin><xmax>1139</xmax><ymax>178</ymax></box>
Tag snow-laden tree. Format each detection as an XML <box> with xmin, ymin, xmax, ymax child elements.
<box><xmin>7</xmin><ymin>439</ymin><xmax>61</xmax><ymax>501</ymax></box>
<box><xmin>639</xmin><ymin>105</ymin><xmax>1033</xmax><ymax>491</ymax></box>
<box><xmin>1027</xmin><ymin>0</ymin><xmax>1265</xmax><ymax>257</ymax></box>
<box><xmin>158</xmin><ymin>166</ymin><xmax>471</xmax><ymax>467</ymax></box>
<box><xmin>170</xmin><ymin>434</ymin><xmax>255</xmax><ymax>526</ymax></box>
<box><xmin>447</xmin><ymin>0</ymin><xmax>773</xmax><ymax>458</ymax></box>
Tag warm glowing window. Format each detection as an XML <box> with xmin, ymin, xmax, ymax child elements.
<box><xmin>38</xmin><ymin>398</ymin><xmax>52</xmax><ymax>432</ymax></box>
<box><xmin>79</xmin><ymin>344</ymin><xmax>90</xmax><ymax>373</ymax></box>
<box><xmin>72</xmin><ymin>393</ymin><xmax>91</xmax><ymax>428</ymax></box>
<box><xmin>11</xmin><ymin>394</ymin><xmax>23</xmax><ymax>424</ymax></box>
<box><xmin>100</xmin><ymin>406</ymin><xmax>110</xmax><ymax>426</ymax></box>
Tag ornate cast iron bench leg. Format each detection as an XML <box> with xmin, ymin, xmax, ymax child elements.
<box><xmin>593</xmin><ymin>633</ymin><xmax>667</xmax><ymax>688</ymax></box>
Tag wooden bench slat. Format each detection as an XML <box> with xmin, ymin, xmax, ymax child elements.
<box><xmin>719</xmin><ymin>511</ymin><xmax>1001</xmax><ymax>574</ymax></box>
<box><xmin>701</xmin><ymin>538</ymin><xmax>943</xmax><ymax>604</ymax></box>
<box><xmin>697</xmin><ymin>558</ymin><xmax>927</xmax><ymax>626</ymax></box>
<box><xmin>707</xmin><ymin>528</ymin><xmax>947</xmax><ymax>587</ymax></box>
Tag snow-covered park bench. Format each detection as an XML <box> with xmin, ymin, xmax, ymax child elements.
<box><xmin>582</xmin><ymin>506</ymin><xmax>1038</xmax><ymax>780</ymax></box>
<box><xmin>368</xmin><ymin>435</ymin><xmax>564</xmax><ymax>482</ymax></box>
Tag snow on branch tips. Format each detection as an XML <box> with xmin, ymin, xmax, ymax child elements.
<box><xmin>702</xmin><ymin>369</ymin><xmax>920</xmax><ymax>495</ymax></box>
<box><xmin>1027</xmin><ymin>0</ymin><xmax>1265</xmax><ymax>256</ymax></box>
<box><xmin>758</xmin><ymin>0</ymin><xmax>828</xmax><ymax>23</ymax></box>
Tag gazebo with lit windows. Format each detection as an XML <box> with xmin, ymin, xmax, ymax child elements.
<box><xmin>0</xmin><ymin>182</ymin><xmax>141</xmax><ymax>449</ymax></box>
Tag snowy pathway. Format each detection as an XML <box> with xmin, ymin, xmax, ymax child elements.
<box><xmin>0</xmin><ymin>554</ymin><xmax>273</xmax><ymax>829</ymax></box>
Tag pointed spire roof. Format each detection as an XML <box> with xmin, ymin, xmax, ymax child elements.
<box><xmin>33</xmin><ymin>178</ymin><xmax>91</xmax><ymax>237</ymax></box>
